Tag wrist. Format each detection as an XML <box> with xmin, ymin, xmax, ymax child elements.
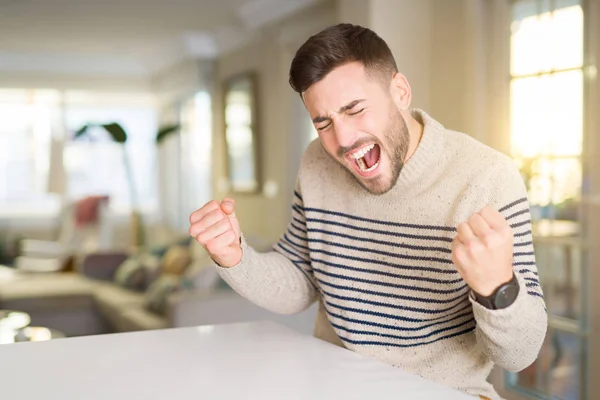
<box><xmin>213</xmin><ymin>244</ymin><xmax>243</xmax><ymax>268</ymax></box>
<box><xmin>473</xmin><ymin>273</ymin><xmax>519</xmax><ymax>310</ymax></box>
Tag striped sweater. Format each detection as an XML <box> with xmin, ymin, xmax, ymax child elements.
<box><xmin>216</xmin><ymin>109</ymin><xmax>547</xmax><ymax>400</ymax></box>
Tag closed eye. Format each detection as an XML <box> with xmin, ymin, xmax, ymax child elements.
<box><xmin>349</xmin><ymin>108</ymin><xmax>365</xmax><ymax>116</ymax></box>
<box><xmin>317</xmin><ymin>123</ymin><xmax>331</xmax><ymax>132</ymax></box>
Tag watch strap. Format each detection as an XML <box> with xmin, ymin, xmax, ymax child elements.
<box><xmin>473</xmin><ymin>273</ymin><xmax>519</xmax><ymax>310</ymax></box>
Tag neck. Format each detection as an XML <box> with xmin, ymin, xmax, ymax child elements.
<box><xmin>401</xmin><ymin>109</ymin><xmax>424</xmax><ymax>163</ymax></box>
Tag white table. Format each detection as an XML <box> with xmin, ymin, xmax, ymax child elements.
<box><xmin>0</xmin><ymin>321</ymin><xmax>474</xmax><ymax>399</ymax></box>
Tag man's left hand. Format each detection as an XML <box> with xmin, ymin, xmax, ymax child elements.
<box><xmin>452</xmin><ymin>205</ymin><xmax>515</xmax><ymax>297</ymax></box>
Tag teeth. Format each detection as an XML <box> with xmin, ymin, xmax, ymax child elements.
<box><xmin>350</xmin><ymin>144</ymin><xmax>375</xmax><ymax>160</ymax></box>
<box><xmin>364</xmin><ymin>160</ymin><xmax>379</xmax><ymax>172</ymax></box>
<box><xmin>356</xmin><ymin>158</ymin><xmax>379</xmax><ymax>172</ymax></box>
<box><xmin>357</xmin><ymin>158</ymin><xmax>367</xmax><ymax>171</ymax></box>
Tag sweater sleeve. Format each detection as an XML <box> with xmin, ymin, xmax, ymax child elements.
<box><xmin>215</xmin><ymin>181</ymin><xmax>318</xmax><ymax>314</ymax></box>
<box><xmin>469</xmin><ymin>159</ymin><xmax>548</xmax><ymax>372</ymax></box>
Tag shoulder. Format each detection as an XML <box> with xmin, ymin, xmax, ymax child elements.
<box><xmin>441</xmin><ymin>129</ymin><xmax>528</xmax><ymax>214</ymax></box>
<box><xmin>442</xmin><ymin>129</ymin><xmax>521</xmax><ymax>183</ymax></box>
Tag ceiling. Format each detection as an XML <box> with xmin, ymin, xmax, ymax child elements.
<box><xmin>0</xmin><ymin>0</ymin><xmax>318</xmax><ymax>77</ymax></box>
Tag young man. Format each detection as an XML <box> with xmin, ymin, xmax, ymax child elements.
<box><xmin>189</xmin><ymin>24</ymin><xmax>547</xmax><ymax>400</ymax></box>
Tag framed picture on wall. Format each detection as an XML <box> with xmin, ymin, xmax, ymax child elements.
<box><xmin>223</xmin><ymin>71</ymin><xmax>260</xmax><ymax>193</ymax></box>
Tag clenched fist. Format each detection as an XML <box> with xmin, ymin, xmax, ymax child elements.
<box><xmin>189</xmin><ymin>198</ymin><xmax>242</xmax><ymax>268</ymax></box>
<box><xmin>452</xmin><ymin>205</ymin><xmax>515</xmax><ymax>297</ymax></box>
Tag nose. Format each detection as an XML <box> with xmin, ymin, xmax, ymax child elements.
<box><xmin>333</xmin><ymin>119</ymin><xmax>359</xmax><ymax>149</ymax></box>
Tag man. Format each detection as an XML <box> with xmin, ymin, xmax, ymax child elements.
<box><xmin>189</xmin><ymin>23</ymin><xmax>547</xmax><ymax>400</ymax></box>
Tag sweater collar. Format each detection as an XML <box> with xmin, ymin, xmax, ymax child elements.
<box><xmin>391</xmin><ymin>108</ymin><xmax>446</xmax><ymax>190</ymax></box>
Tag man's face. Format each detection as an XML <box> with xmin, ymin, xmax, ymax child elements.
<box><xmin>302</xmin><ymin>62</ymin><xmax>410</xmax><ymax>195</ymax></box>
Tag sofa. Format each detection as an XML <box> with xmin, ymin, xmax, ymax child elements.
<box><xmin>0</xmin><ymin>242</ymin><xmax>319</xmax><ymax>338</ymax></box>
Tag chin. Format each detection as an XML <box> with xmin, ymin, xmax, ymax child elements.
<box><xmin>358</xmin><ymin>176</ymin><xmax>395</xmax><ymax>195</ymax></box>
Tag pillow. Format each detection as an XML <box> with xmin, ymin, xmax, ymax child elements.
<box><xmin>161</xmin><ymin>245</ymin><xmax>191</xmax><ymax>276</ymax></box>
<box><xmin>144</xmin><ymin>274</ymin><xmax>181</xmax><ymax>316</ymax></box>
<box><xmin>114</xmin><ymin>257</ymin><xmax>147</xmax><ymax>291</ymax></box>
<box><xmin>137</xmin><ymin>253</ymin><xmax>162</xmax><ymax>289</ymax></box>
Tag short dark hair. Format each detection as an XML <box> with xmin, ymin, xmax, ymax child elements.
<box><xmin>289</xmin><ymin>23</ymin><xmax>398</xmax><ymax>94</ymax></box>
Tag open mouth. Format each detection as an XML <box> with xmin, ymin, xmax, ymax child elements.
<box><xmin>348</xmin><ymin>143</ymin><xmax>381</xmax><ymax>176</ymax></box>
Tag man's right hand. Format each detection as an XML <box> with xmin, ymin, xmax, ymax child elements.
<box><xmin>189</xmin><ymin>198</ymin><xmax>242</xmax><ymax>268</ymax></box>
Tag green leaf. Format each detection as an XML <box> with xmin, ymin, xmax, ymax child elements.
<box><xmin>156</xmin><ymin>124</ymin><xmax>180</xmax><ymax>144</ymax></box>
<box><xmin>102</xmin><ymin>123</ymin><xmax>128</xmax><ymax>143</ymax></box>
<box><xmin>74</xmin><ymin>124</ymin><xmax>89</xmax><ymax>139</ymax></box>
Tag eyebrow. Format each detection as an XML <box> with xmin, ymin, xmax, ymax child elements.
<box><xmin>312</xmin><ymin>99</ymin><xmax>365</xmax><ymax>124</ymax></box>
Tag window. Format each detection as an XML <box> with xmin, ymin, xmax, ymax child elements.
<box><xmin>63</xmin><ymin>91</ymin><xmax>158</xmax><ymax>214</ymax></box>
<box><xmin>0</xmin><ymin>89</ymin><xmax>62</xmax><ymax>215</ymax></box>
<box><xmin>510</xmin><ymin>0</ymin><xmax>584</xmax><ymax>224</ymax></box>
<box><xmin>508</xmin><ymin>2</ymin><xmax>587</xmax><ymax>399</ymax></box>
<box><xmin>0</xmin><ymin>89</ymin><xmax>159</xmax><ymax>217</ymax></box>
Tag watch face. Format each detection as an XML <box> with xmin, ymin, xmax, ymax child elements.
<box><xmin>495</xmin><ymin>284</ymin><xmax>519</xmax><ymax>309</ymax></box>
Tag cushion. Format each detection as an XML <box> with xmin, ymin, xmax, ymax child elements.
<box><xmin>144</xmin><ymin>274</ymin><xmax>181</xmax><ymax>316</ymax></box>
<box><xmin>114</xmin><ymin>257</ymin><xmax>146</xmax><ymax>291</ymax></box>
<box><xmin>113</xmin><ymin>253</ymin><xmax>162</xmax><ymax>291</ymax></box>
<box><xmin>161</xmin><ymin>246</ymin><xmax>191</xmax><ymax>276</ymax></box>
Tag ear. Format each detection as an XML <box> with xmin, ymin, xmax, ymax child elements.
<box><xmin>389</xmin><ymin>72</ymin><xmax>411</xmax><ymax>110</ymax></box>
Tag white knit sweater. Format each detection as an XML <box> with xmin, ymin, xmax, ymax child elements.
<box><xmin>216</xmin><ymin>109</ymin><xmax>547</xmax><ymax>399</ymax></box>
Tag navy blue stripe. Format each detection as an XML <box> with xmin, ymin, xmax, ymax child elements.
<box><xmin>518</xmin><ymin>269</ymin><xmax>539</xmax><ymax>276</ymax></box>
<box><xmin>313</xmin><ymin>266</ymin><xmax>469</xmax><ymax>295</ymax></box>
<box><xmin>337</xmin><ymin>326</ymin><xmax>476</xmax><ymax>348</ymax></box>
<box><xmin>275</xmin><ymin>242</ymin><xmax>307</xmax><ymax>262</ymax></box>
<box><xmin>499</xmin><ymin>198</ymin><xmax>528</xmax><ymax>213</ymax></box>
<box><xmin>527</xmin><ymin>291</ymin><xmax>544</xmax><ymax>299</ymax></box>
<box><xmin>304</xmin><ymin>235</ymin><xmax>453</xmax><ymax>265</ymax></box>
<box><xmin>308</xmin><ymin>246</ymin><xmax>459</xmax><ymax>275</ymax></box>
<box><xmin>514</xmin><ymin>261</ymin><xmax>536</xmax><ymax>266</ymax></box>
<box><xmin>282</xmin><ymin>235</ymin><xmax>309</xmax><ymax>257</ymax></box>
<box><xmin>292</xmin><ymin>204</ymin><xmax>304</xmax><ymax>215</ymax></box>
<box><xmin>514</xmin><ymin>241</ymin><xmax>533</xmax><ymax>247</ymax></box>
<box><xmin>514</xmin><ymin>230</ymin><xmax>532</xmax><ymax>238</ymax></box>
<box><xmin>283</xmin><ymin>232</ymin><xmax>309</xmax><ymax>250</ymax></box>
<box><xmin>312</xmin><ymin>258</ymin><xmax>464</xmax><ymax>285</ymax></box>
<box><xmin>331</xmin><ymin>316</ymin><xmax>475</xmax><ymax>342</ymax></box>
<box><xmin>511</xmin><ymin>220</ymin><xmax>531</xmax><ymax>229</ymax></box>
<box><xmin>524</xmin><ymin>277</ymin><xmax>540</xmax><ymax>284</ymax></box>
<box><xmin>286</xmin><ymin>229</ymin><xmax>459</xmax><ymax>275</ymax></box>
<box><xmin>507</xmin><ymin>208</ymin><xmax>529</xmax><ymax>220</ymax></box>
<box><xmin>322</xmin><ymin>288</ymin><xmax>469</xmax><ymax>316</ymax></box>
<box><xmin>526</xmin><ymin>282</ymin><xmax>540</xmax><ymax>288</ymax></box>
<box><xmin>306</xmin><ymin>226</ymin><xmax>452</xmax><ymax>254</ymax></box>
<box><xmin>305</xmin><ymin>217</ymin><xmax>454</xmax><ymax>243</ymax></box>
<box><xmin>326</xmin><ymin>304</ymin><xmax>474</xmax><ymax>332</ymax></box>
<box><xmin>317</xmin><ymin>278</ymin><xmax>468</xmax><ymax>305</ymax></box>
<box><xmin>289</xmin><ymin>221</ymin><xmax>308</xmax><ymax>237</ymax></box>
<box><xmin>514</xmin><ymin>251</ymin><xmax>535</xmax><ymax>257</ymax></box>
<box><xmin>294</xmin><ymin>190</ymin><xmax>303</xmax><ymax>202</ymax></box>
<box><xmin>304</xmin><ymin>207</ymin><xmax>457</xmax><ymax>232</ymax></box>
<box><xmin>292</xmin><ymin>216</ymin><xmax>306</xmax><ymax>226</ymax></box>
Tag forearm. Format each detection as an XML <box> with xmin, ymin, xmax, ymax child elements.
<box><xmin>470</xmin><ymin>274</ymin><xmax>547</xmax><ymax>372</ymax></box>
<box><xmin>215</xmin><ymin>238</ymin><xmax>318</xmax><ymax>314</ymax></box>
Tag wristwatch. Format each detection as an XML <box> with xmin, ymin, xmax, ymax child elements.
<box><xmin>473</xmin><ymin>273</ymin><xmax>520</xmax><ymax>310</ymax></box>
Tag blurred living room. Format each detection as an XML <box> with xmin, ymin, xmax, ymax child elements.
<box><xmin>0</xmin><ymin>0</ymin><xmax>598</xmax><ymax>399</ymax></box>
